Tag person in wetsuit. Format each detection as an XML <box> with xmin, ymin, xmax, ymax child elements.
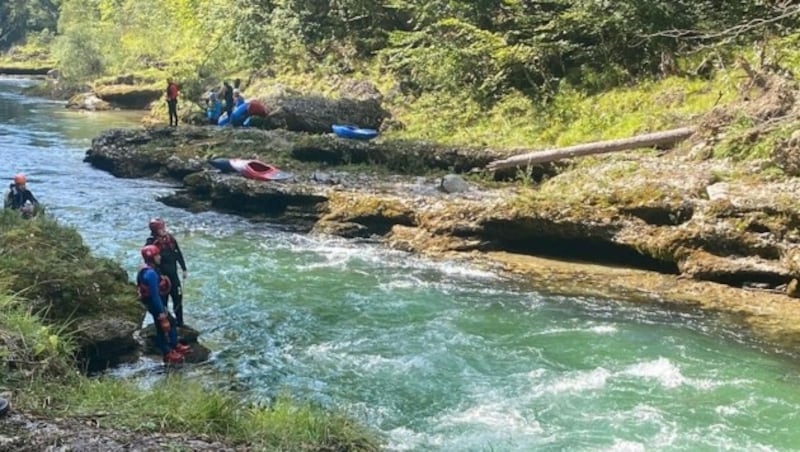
<box><xmin>4</xmin><ymin>173</ymin><xmax>39</xmax><ymax>217</ymax></box>
<box><xmin>166</xmin><ymin>78</ymin><xmax>179</xmax><ymax>127</ymax></box>
<box><xmin>221</xmin><ymin>81</ymin><xmax>234</xmax><ymax>123</ymax></box>
<box><xmin>145</xmin><ymin>218</ymin><xmax>189</xmax><ymax>326</ymax></box>
<box><xmin>206</xmin><ymin>91</ymin><xmax>222</xmax><ymax>124</ymax></box>
<box><xmin>137</xmin><ymin>245</ymin><xmax>189</xmax><ymax>364</ymax></box>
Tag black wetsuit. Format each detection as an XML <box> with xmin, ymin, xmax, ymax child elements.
<box><xmin>5</xmin><ymin>184</ymin><xmax>38</xmax><ymax>210</ymax></box>
<box><xmin>145</xmin><ymin>233</ymin><xmax>188</xmax><ymax>326</ymax></box>
<box><xmin>223</xmin><ymin>83</ymin><xmax>234</xmax><ymax>120</ymax></box>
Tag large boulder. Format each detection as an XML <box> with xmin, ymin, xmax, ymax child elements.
<box><xmin>66</xmin><ymin>92</ymin><xmax>111</xmax><ymax>111</ymax></box>
<box><xmin>76</xmin><ymin>318</ymin><xmax>141</xmax><ymax>373</ymax></box>
<box><xmin>258</xmin><ymin>91</ymin><xmax>390</xmax><ymax>134</ymax></box>
<box><xmin>94</xmin><ymin>84</ymin><xmax>163</xmax><ymax>109</ymax></box>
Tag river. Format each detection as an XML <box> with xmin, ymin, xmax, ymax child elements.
<box><xmin>2</xmin><ymin>77</ymin><xmax>799</xmax><ymax>451</ymax></box>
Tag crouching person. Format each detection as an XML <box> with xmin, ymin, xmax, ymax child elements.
<box><xmin>137</xmin><ymin>245</ymin><xmax>190</xmax><ymax>364</ymax></box>
<box><xmin>4</xmin><ymin>173</ymin><xmax>39</xmax><ymax>218</ymax></box>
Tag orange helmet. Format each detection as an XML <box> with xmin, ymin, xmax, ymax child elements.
<box><xmin>13</xmin><ymin>174</ymin><xmax>26</xmax><ymax>185</ymax></box>
<box><xmin>141</xmin><ymin>245</ymin><xmax>161</xmax><ymax>261</ymax></box>
<box><xmin>148</xmin><ymin>218</ymin><xmax>166</xmax><ymax>233</ymax></box>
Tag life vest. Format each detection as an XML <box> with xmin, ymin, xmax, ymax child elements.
<box><xmin>247</xmin><ymin>100</ymin><xmax>269</xmax><ymax>117</ymax></box>
<box><xmin>153</xmin><ymin>234</ymin><xmax>178</xmax><ymax>253</ymax></box>
<box><xmin>137</xmin><ymin>266</ymin><xmax>172</xmax><ymax>299</ymax></box>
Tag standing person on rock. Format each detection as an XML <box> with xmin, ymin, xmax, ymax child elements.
<box><xmin>220</xmin><ymin>81</ymin><xmax>234</xmax><ymax>123</ymax></box>
<box><xmin>137</xmin><ymin>245</ymin><xmax>189</xmax><ymax>364</ymax></box>
<box><xmin>166</xmin><ymin>78</ymin><xmax>180</xmax><ymax>127</ymax></box>
<box><xmin>145</xmin><ymin>218</ymin><xmax>189</xmax><ymax>326</ymax></box>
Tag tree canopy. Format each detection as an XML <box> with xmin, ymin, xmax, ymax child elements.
<box><xmin>0</xmin><ymin>0</ymin><xmax>59</xmax><ymax>50</ymax></box>
<box><xmin>7</xmin><ymin>1</ymin><xmax>800</xmax><ymax>101</ymax></box>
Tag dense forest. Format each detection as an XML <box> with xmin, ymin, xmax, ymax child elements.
<box><xmin>3</xmin><ymin>1</ymin><xmax>800</xmax><ymax>146</ymax></box>
<box><xmin>2</xmin><ymin>1</ymin><xmax>796</xmax><ymax>95</ymax></box>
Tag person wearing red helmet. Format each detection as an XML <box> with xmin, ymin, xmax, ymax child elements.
<box><xmin>166</xmin><ymin>78</ymin><xmax>180</xmax><ymax>127</ymax></box>
<box><xmin>145</xmin><ymin>218</ymin><xmax>189</xmax><ymax>326</ymax></box>
<box><xmin>137</xmin><ymin>244</ymin><xmax>189</xmax><ymax>364</ymax></box>
<box><xmin>4</xmin><ymin>173</ymin><xmax>39</xmax><ymax>216</ymax></box>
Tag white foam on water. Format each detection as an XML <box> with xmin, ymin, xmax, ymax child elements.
<box><xmin>621</xmin><ymin>358</ymin><xmax>685</xmax><ymax>389</ymax></box>
<box><xmin>438</xmin><ymin>402</ymin><xmax>542</xmax><ymax>436</ymax></box>
<box><xmin>535</xmin><ymin>323</ymin><xmax>618</xmax><ymax>336</ymax></box>
<box><xmin>602</xmin><ymin>439</ymin><xmax>646</xmax><ymax>452</ymax></box>
<box><xmin>435</xmin><ymin>261</ymin><xmax>500</xmax><ymax>280</ymax></box>
<box><xmin>588</xmin><ymin>325</ymin><xmax>619</xmax><ymax>334</ymax></box>
<box><xmin>304</xmin><ymin>342</ymin><xmax>434</xmax><ymax>375</ymax></box>
<box><xmin>377</xmin><ymin>276</ymin><xmax>429</xmax><ymax>292</ymax></box>
<box><xmin>715</xmin><ymin>405</ymin><xmax>740</xmax><ymax>417</ymax></box>
<box><xmin>547</xmin><ymin>367</ymin><xmax>612</xmax><ymax>394</ymax></box>
<box><xmin>528</xmin><ymin>368</ymin><xmax>547</xmax><ymax>379</ymax></box>
<box><xmin>386</xmin><ymin>426</ymin><xmax>444</xmax><ymax>451</ymax></box>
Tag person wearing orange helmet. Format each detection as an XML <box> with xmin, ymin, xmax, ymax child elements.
<box><xmin>4</xmin><ymin>173</ymin><xmax>39</xmax><ymax>215</ymax></box>
<box><xmin>145</xmin><ymin>218</ymin><xmax>189</xmax><ymax>326</ymax></box>
<box><xmin>137</xmin><ymin>244</ymin><xmax>190</xmax><ymax>364</ymax></box>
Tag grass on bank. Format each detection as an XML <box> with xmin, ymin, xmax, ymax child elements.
<box><xmin>0</xmin><ymin>283</ymin><xmax>380</xmax><ymax>451</ymax></box>
<box><xmin>235</xmin><ymin>50</ymin><xmax>742</xmax><ymax>150</ymax></box>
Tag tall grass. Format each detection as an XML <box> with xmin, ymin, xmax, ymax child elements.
<box><xmin>17</xmin><ymin>376</ymin><xmax>380</xmax><ymax>450</ymax></box>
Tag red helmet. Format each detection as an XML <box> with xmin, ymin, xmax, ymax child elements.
<box><xmin>148</xmin><ymin>218</ymin><xmax>166</xmax><ymax>233</ymax></box>
<box><xmin>141</xmin><ymin>245</ymin><xmax>160</xmax><ymax>260</ymax></box>
<box><xmin>13</xmin><ymin>174</ymin><xmax>26</xmax><ymax>185</ymax></box>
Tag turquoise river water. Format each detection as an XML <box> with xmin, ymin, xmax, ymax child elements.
<box><xmin>2</xmin><ymin>78</ymin><xmax>800</xmax><ymax>451</ymax></box>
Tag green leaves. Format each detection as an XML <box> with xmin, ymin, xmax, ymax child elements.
<box><xmin>382</xmin><ymin>18</ymin><xmax>518</xmax><ymax>103</ymax></box>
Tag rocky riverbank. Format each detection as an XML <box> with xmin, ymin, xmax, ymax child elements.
<box><xmin>83</xmin><ymin>121</ymin><xmax>800</xmax><ymax>351</ymax></box>
<box><xmin>0</xmin><ymin>411</ymin><xmax>236</xmax><ymax>452</ymax></box>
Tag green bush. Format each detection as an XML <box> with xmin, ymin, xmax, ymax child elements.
<box><xmin>0</xmin><ymin>210</ymin><xmax>138</xmax><ymax>322</ymax></box>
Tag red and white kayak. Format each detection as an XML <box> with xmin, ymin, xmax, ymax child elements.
<box><xmin>208</xmin><ymin>158</ymin><xmax>294</xmax><ymax>181</ymax></box>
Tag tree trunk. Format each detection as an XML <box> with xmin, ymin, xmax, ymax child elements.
<box><xmin>486</xmin><ymin>127</ymin><xmax>696</xmax><ymax>171</ymax></box>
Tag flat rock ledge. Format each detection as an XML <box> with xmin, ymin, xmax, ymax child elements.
<box><xmin>85</xmin><ymin>125</ymin><xmax>800</xmax><ymax>350</ymax></box>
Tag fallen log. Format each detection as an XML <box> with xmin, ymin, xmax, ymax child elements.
<box><xmin>486</xmin><ymin>127</ymin><xmax>696</xmax><ymax>171</ymax></box>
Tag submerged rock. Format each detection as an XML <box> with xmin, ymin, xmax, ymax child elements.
<box><xmin>137</xmin><ymin>324</ymin><xmax>211</xmax><ymax>364</ymax></box>
<box><xmin>439</xmin><ymin>174</ymin><xmax>471</xmax><ymax>194</ymax></box>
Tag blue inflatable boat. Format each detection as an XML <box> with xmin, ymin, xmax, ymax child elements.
<box><xmin>332</xmin><ymin>124</ymin><xmax>379</xmax><ymax>141</ymax></box>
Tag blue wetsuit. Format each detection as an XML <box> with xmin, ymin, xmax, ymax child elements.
<box><xmin>145</xmin><ymin>234</ymin><xmax>187</xmax><ymax>326</ymax></box>
<box><xmin>137</xmin><ymin>265</ymin><xmax>178</xmax><ymax>355</ymax></box>
<box><xmin>207</xmin><ymin>100</ymin><xmax>222</xmax><ymax>124</ymax></box>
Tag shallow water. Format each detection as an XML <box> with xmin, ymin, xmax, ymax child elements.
<box><xmin>2</xmin><ymin>78</ymin><xmax>799</xmax><ymax>451</ymax></box>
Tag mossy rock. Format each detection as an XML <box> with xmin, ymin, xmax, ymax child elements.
<box><xmin>94</xmin><ymin>84</ymin><xmax>163</xmax><ymax>109</ymax></box>
<box><xmin>66</xmin><ymin>92</ymin><xmax>111</xmax><ymax>111</ymax></box>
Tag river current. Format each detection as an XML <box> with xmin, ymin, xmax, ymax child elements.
<box><xmin>2</xmin><ymin>78</ymin><xmax>800</xmax><ymax>451</ymax></box>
